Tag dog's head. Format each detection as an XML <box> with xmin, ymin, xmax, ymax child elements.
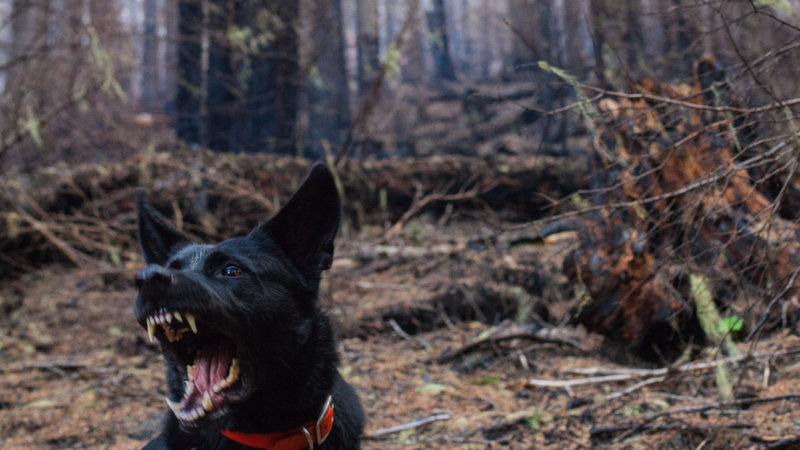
<box><xmin>134</xmin><ymin>163</ymin><xmax>340</xmax><ymax>429</ymax></box>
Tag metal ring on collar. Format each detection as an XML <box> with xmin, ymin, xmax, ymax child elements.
<box><xmin>298</xmin><ymin>426</ymin><xmax>314</xmax><ymax>450</ymax></box>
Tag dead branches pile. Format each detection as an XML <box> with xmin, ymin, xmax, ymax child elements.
<box><xmin>0</xmin><ymin>152</ymin><xmax>586</xmax><ymax>276</ymax></box>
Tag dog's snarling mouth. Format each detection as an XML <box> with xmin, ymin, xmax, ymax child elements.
<box><xmin>146</xmin><ymin>308</ymin><xmax>244</xmax><ymax>425</ymax></box>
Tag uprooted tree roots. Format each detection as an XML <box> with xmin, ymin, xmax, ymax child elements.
<box><xmin>555</xmin><ymin>58</ymin><xmax>800</xmax><ymax>359</ymax></box>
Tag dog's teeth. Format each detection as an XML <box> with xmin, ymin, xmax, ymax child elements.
<box><xmin>185</xmin><ymin>313</ymin><xmax>197</xmax><ymax>334</ymax></box>
<box><xmin>147</xmin><ymin>322</ymin><xmax>156</xmax><ymax>343</ymax></box>
<box><xmin>228</xmin><ymin>359</ymin><xmax>239</xmax><ymax>382</ymax></box>
<box><xmin>184</xmin><ymin>380</ymin><xmax>194</xmax><ymax>397</ymax></box>
<box><xmin>202</xmin><ymin>392</ymin><xmax>213</xmax><ymax>411</ymax></box>
<box><xmin>166</xmin><ymin>312</ymin><xmax>173</xmax><ymax>323</ymax></box>
<box><xmin>174</xmin><ymin>312</ymin><xmax>183</xmax><ymax>322</ymax></box>
<box><xmin>165</xmin><ymin>397</ymin><xmax>181</xmax><ymax>413</ymax></box>
<box><xmin>187</xmin><ymin>365</ymin><xmax>194</xmax><ymax>381</ymax></box>
<box><xmin>226</xmin><ymin>364</ymin><xmax>238</xmax><ymax>385</ymax></box>
<box><xmin>212</xmin><ymin>383</ymin><xmax>221</xmax><ymax>393</ymax></box>
<box><xmin>190</xmin><ymin>409</ymin><xmax>199</xmax><ymax>420</ymax></box>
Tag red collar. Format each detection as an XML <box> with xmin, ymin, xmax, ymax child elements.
<box><xmin>222</xmin><ymin>396</ymin><xmax>334</xmax><ymax>450</ymax></box>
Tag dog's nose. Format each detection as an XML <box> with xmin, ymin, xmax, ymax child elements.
<box><xmin>136</xmin><ymin>264</ymin><xmax>173</xmax><ymax>290</ymax></box>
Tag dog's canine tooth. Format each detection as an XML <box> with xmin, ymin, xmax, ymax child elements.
<box><xmin>202</xmin><ymin>392</ymin><xmax>213</xmax><ymax>411</ymax></box>
<box><xmin>225</xmin><ymin>365</ymin><xmax>238</xmax><ymax>385</ymax></box>
<box><xmin>147</xmin><ymin>321</ymin><xmax>156</xmax><ymax>343</ymax></box>
<box><xmin>165</xmin><ymin>312</ymin><xmax>173</xmax><ymax>323</ymax></box>
<box><xmin>187</xmin><ymin>365</ymin><xmax>194</xmax><ymax>381</ymax></box>
<box><xmin>165</xmin><ymin>397</ymin><xmax>181</xmax><ymax>413</ymax></box>
<box><xmin>185</xmin><ymin>313</ymin><xmax>197</xmax><ymax>334</ymax></box>
<box><xmin>227</xmin><ymin>358</ymin><xmax>239</xmax><ymax>383</ymax></box>
<box><xmin>174</xmin><ymin>311</ymin><xmax>183</xmax><ymax>322</ymax></box>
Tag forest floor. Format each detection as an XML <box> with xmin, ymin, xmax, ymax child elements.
<box><xmin>1</xmin><ymin>218</ymin><xmax>800</xmax><ymax>450</ymax></box>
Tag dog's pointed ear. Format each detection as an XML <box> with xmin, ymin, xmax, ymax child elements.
<box><xmin>253</xmin><ymin>163</ymin><xmax>341</xmax><ymax>273</ymax></box>
<box><xmin>137</xmin><ymin>188</ymin><xmax>193</xmax><ymax>266</ymax></box>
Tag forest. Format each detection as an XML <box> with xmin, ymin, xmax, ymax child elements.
<box><xmin>3</xmin><ymin>0</ymin><xmax>800</xmax><ymax>449</ymax></box>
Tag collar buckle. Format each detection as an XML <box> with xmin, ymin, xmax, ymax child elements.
<box><xmin>315</xmin><ymin>395</ymin><xmax>333</xmax><ymax>445</ymax></box>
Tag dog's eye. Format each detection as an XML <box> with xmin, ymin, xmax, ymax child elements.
<box><xmin>222</xmin><ymin>266</ymin><xmax>243</xmax><ymax>277</ymax></box>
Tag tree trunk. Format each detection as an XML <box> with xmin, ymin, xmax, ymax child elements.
<box><xmin>356</xmin><ymin>0</ymin><xmax>380</xmax><ymax>93</ymax></box>
<box><xmin>551</xmin><ymin>0</ymin><xmax>567</xmax><ymax>68</ymax></box>
<box><xmin>176</xmin><ymin>0</ymin><xmax>202</xmax><ymax>146</ymax></box>
<box><xmin>141</xmin><ymin>0</ymin><xmax>159</xmax><ymax>112</ymax></box>
<box><xmin>402</xmin><ymin>0</ymin><xmax>424</xmax><ymax>83</ymax></box>
<box><xmin>198</xmin><ymin>0</ymin><xmax>209</xmax><ymax>151</ymax></box>
<box><xmin>427</xmin><ymin>0</ymin><xmax>457</xmax><ymax>81</ymax></box>
<box><xmin>176</xmin><ymin>0</ymin><xmax>300</xmax><ymax>154</ymax></box>
<box><xmin>8</xmin><ymin>0</ymin><xmax>50</xmax><ymax>95</ymax></box>
<box><xmin>164</xmin><ymin>0</ymin><xmax>179</xmax><ymax>113</ymax></box>
<box><xmin>305</xmin><ymin>0</ymin><xmax>351</xmax><ymax>157</ymax></box>
<box><xmin>622</xmin><ymin>0</ymin><xmax>643</xmax><ymax>71</ymax></box>
<box><xmin>589</xmin><ymin>0</ymin><xmax>609</xmax><ymax>85</ymax></box>
<box><xmin>640</xmin><ymin>0</ymin><xmax>663</xmax><ymax>64</ymax></box>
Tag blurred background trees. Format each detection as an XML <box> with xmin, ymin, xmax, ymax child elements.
<box><xmin>1</xmin><ymin>0</ymin><xmax>800</xmax><ymax>165</ymax></box>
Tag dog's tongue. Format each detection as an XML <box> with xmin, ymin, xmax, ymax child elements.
<box><xmin>194</xmin><ymin>340</ymin><xmax>235</xmax><ymax>394</ymax></box>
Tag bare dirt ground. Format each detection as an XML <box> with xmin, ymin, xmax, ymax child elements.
<box><xmin>1</xmin><ymin>219</ymin><xmax>800</xmax><ymax>449</ymax></box>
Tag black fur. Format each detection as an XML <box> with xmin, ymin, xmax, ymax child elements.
<box><xmin>135</xmin><ymin>164</ymin><xmax>363</xmax><ymax>450</ymax></box>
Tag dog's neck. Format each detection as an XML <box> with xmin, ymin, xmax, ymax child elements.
<box><xmin>224</xmin><ymin>310</ymin><xmax>339</xmax><ymax>435</ymax></box>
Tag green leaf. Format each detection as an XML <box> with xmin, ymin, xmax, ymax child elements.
<box><xmin>718</xmin><ymin>316</ymin><xmax>744</xmax><ymax>335</ymax></box>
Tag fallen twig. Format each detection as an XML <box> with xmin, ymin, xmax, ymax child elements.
<box><xmin>613</xmin><ymin>394</ymin><xmax>800</xmax><ymax>443</ymax></box>
<box><xmin>384</xmin><ymin>181</ymin><xmax>496</xmax><ymax>240</ymax></box>
<box><xmin>435</xmin><ymin>330</ymin><xmax>588</xmax><ymax>363</ymax></box>
<box><xmin>388</xmin><ymin>318</ymin><xmax>432</xmax><ymax>350</ymax></box>
<box><xmin>364</xmin><ymin>414</ymin><xmax>451</xmax><ymax>438</ymax></box>
<box><xmin>590</xmin><ymin>422</ymin><xmax>755</xmax><ymax>441</ymax></box>
<box><xmin>750</xmin><ymin>435</ymin><xmax>800</xmax><ymax>450</ymax></box>
<box><xmin>529</xmin><ymin>348</ymin><xmax>800</xmax><ymax>389</ymax></box>
<box><xmin>605</xmin><ymin>376</ymin><xmax>667</xmax><ymax>400</ymax></box>
<box><xmin>0</xmin><ymin>189</ymin><xmax>93</xmax><ymax>268</ymax></box>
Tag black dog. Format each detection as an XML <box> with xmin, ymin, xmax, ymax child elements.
<box><xmin>135</xmin><ymin>164</ymin><xmax>363</xmax><ymax>450</ymax></box>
